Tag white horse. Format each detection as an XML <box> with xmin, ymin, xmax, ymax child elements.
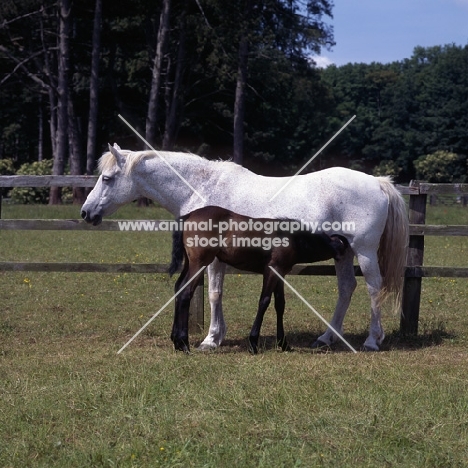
<box><xmin>81</xmin><ymin>144</ymin><xmax>408</xmax><ymax>351</ymax></box>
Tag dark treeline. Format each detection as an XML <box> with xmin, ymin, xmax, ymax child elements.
<box><xmin>0</xmin><ymin>0</ymin><xmax>467</xmax><ymax>204</ymax></box>
<box><xmin>322</xmin><ymin>44</ymin><xmax>468</xmax><ymax>181</ymax></box>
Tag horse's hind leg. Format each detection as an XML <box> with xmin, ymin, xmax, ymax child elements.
<box><xmin>249</xmin><ymin>271</ymin><xmax>278</xmax><ymax>354</ymax></box>
<box><xmin>249</xmin><ymin>298</ymin><xmax>270</xmax><ymax>354</ymax></box>
<box><xmin>357</xmin><ymin>251</ymin><xmax>385</xmax><ymax>351</ymax></box>
<box><xmin>198</xmin><ymin>258</ymin><xmax>227</xmax><ymax>350</ymax></box>
<box><xmin>312</xmin><ymin>247</ymin><xmax>357</xmax><ymax>349</ymax></box>
<box><xmin>273</xmin><ymin>281</ymin><xmax>291</xmax><ymax>352</ymax></box>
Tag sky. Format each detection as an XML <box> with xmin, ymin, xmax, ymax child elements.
<box><xmin>315</xmin><ymin>0</ymin><xmax>468</xmax><ymax>67</ymax></box>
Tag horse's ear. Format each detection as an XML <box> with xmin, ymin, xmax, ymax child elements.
<box><xmin>108</xmin><ymin>143</ymin><xmax>125</xmax><ymax>168</ymax></box>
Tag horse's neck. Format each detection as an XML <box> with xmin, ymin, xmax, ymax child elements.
<box><xmin>136</xmin><ymin>154</ymin><xmax>231</xmax><ymax>216</ymax></box>
<box><xmin>135</xmin><ymin>153</ymin><xmax>295</xmax><ymax>218</ymax></box>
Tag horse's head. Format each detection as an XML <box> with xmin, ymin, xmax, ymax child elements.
<box><xmin>81</xmin><ymin>144</ymin><xmax>139</xmax><ymax>225</ymax></box>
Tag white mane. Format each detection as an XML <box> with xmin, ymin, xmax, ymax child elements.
<box><xmin>98</xmin><ymin>149</ymin><xmax>239</xmax><ymax>175</ymax></box>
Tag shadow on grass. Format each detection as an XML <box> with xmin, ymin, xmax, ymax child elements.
<box><xmin>380</xmin><ymin>327</ymin><xmax>455</xmax><ymax>351</ymax></box>
<box><xmin>199</xmin><ymin>324</ymin><xmax>455</xmax><ymax>354</ymax></box>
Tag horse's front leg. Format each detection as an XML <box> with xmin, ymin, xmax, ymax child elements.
<box><xmin>312</xmin><ymin>248</ymin><xmax>357</xmax><ymax>349</ymax></box>
<box><xmin>198</xmin><ymin>258</ymin><xmax>227</xmax><ymax>350</ymax></box>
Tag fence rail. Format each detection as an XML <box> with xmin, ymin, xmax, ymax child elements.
<box><xmin>1</xmin><ymin>261</ymin><xmax>467</xmax><ymax>278</ymax></box>
<box><xmin>0</xmin><ymin>175</ymin><xmax>97</xmax><ymax>188</ymax></box>
<box><xmin>1</xmin><ymin>175</ymin><xmax>468</xmax><ymax>335</ymax></box>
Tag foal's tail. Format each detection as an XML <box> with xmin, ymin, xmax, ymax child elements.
<box><xmin>169</xmin><ymin>228</ymin><xmax>184</xmax><ymax>277</ymax></box>
<box><xmin>377</xmin><ymin>177</ymin><xmax>409</xmax><ymax>313</ymax></box>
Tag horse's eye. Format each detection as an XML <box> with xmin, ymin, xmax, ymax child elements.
<box><xmin>102</xmin><ymin>175</ymin><xmax>112</xmax><ymax>183</ymax></box>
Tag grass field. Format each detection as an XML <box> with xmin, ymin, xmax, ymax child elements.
<box><xmin>1</xmin><ymin>202</ymin><xmax>468</xmax><ymax>467</ymax></box>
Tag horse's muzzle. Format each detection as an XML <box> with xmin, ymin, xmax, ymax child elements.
<box><xmin>81</xmin><ymin>210</ymin><xmax>102</xmax><ymax>226</ymax></box>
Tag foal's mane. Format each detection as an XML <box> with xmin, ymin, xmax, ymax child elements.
<box><xmin>98</xmin><ymin>149</ymin><xmax>239</xmax><ymax>175</ymax></box>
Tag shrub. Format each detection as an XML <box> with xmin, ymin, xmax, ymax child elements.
<box><xmin>0</xmin><ymin>159</ymin><xmax>15</xmax><ymax>175</ymax></box>
<box><xmin>372</xmin><ymin>160</ymin><xmax>401</xmax><ymax>178</ymax></box>
<box><xmin>10</xmin><ymin>160</ymin><xmax>54</xmax><ymax>204</ymax></box>
<box><xmin>0</xmin><ymin>158</ymin><xmax>15</xmax><ymax>199</ymax></box>
<box><xmin>414</xmin><ymin>151</ymin><xmax>467</xmax><ymax>183</ymax></box>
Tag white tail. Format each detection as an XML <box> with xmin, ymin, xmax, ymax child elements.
<box><xmin>376</xmin><ymin>177</ymin><xmax>409</xmax><ymax>313</ymax></box>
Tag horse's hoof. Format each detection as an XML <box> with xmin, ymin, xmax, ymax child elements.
<box><xmin>197</xmin><ymin>342</ymin><xmax>217</xmax><ymax>352</ymax></box>
<box><xmin>173</xmin><ymin>339</ymin><xmax>191</xmax><ymax>354</ymax></box>
<box><xmin>311</xmin><ymin>339</ymin><xmax>329</xmax><ymax>349</ymax></box>
<box><xmin>362</xmin><ymin>345</ymin><xmax>379</xmax><ymax>352</ymax></box>
<box><xmin>196</xmin><ymin>344</ymin><xmax>216</xmax><ymax>352</ymax></box>
<box><xmin>248</xmin><ymin>343</ymin><xmax>259</xmax><ymax>355</ymax></box>
<box><xmin>277</xmin><ymin>340</ymin><xmax>292</xmax><ymax>352</ymax></box>
<box><xmin>248</xmin><ymin>336</ymin><xmax>259</xmax><ymax>355</ymax></box>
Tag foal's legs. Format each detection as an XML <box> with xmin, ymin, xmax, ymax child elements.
<box><xmin>273</xmin><ymin>281</ymin><xmax>291</xmax><ymax>352</ymax></box>
<box><xmin>312</xmin><ymin>247</ymin><xmax>357</xmax><ymax>348</ymax></box>
<box><xmin>249</xmin><ymin>271</ymin><xmax>278</xmax><ymax>354</ymax></box>
<box><xmin>199</xmin><ymin>258</ymin><xmax>227</xmax><ymax>350</ymax></box>
<box><xmin>171</xmin><ymin>263</ymin><xmax>206</xmax><ymax>353</ymax></box>
<box><xmin>249</xmin><ymin>269</ymin><xmax>290</xmax><ymax>354</ymax></box>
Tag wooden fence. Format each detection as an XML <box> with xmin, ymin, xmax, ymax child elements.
<box><xmin>1</xmin><ymin>175</ymin><xmax>468</xmax><ymax>335</ymax></box>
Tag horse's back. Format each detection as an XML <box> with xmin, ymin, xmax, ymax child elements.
<box><xmin>179</xmin><ymin>163</ymin><xmax>390</xmax><ymax>251</ymax></box>
<box><xmin>276</xmin><ymin>168</ymin><xmax>389</xmax><ymax>244</ymax></box>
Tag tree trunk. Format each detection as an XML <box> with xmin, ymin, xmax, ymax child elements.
<box><xmin>40</xmin><ymin>7</ymin><xmax>58</xmax><ymax>160</ymax></box>
<box><xmin>86</xmin><ymin>0</ymin><xmax>102</xmax><ymax>176</ymax></box>
<box><xmin>50</xmin><ymin>0</ymin><xmax>71</xmax><ymax>205</ymax></box>
<box><xmin>47</xmin><ymin>85</ymin><xmax>57</xmax><ymax>160</ymax></box>
<box><xmin>145</xmin><ymin>0</ymin><xmax>171</xmax><ymax>148</ymax></box>
<box><xmin>38</xmin><ymin>95</ymin><xmax>44</xmax><ymax>161</ymax></box>
<box><xmin>162</xmin><ymin>17</ymin><xmax>186</xmax><ymax>150</ymax></box>
<box><xmin>233</xmin><ymin>34</ymin><xmax>248</xmax><ymax>166</ymax></box>
<box><xmin>69</xmin><ymin>99</ymin><xmax>86</xmax><ymax>204</ymax></box>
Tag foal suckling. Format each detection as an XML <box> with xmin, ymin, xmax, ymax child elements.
<box><xmin>169</xmin><ymin>206</ymin><xmax>348</xmax><ymax>354</ymax></box>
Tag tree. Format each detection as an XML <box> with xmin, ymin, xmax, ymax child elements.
<box><xmin>50</xmin><ymin>0</ymin><xmax>72</xmax><ymax>205</ymax></box>
<box><xmin>232</xmin><ymin>30</ymin><xmax>249</xmax><ymax>165</ymax></box>
<box><xmin>146</xmin><ymin>0</ymin><xmax>171</xmax><ymax>148</ymax></box>
<box><xmin>320</xmin><ymin>44</ymin><xmax>468</xmax><ymax>180</ymax></box>
<box><xmin>162</xmin><ymin>9</ymin><xmax>187</xmax><ymax>150</ymax></box>
<box><xmin>190</xmin><ymin>0</ymin><xmax>334</xmax><ymax>166</ymax></box>
<box><xmin>85</xmin><ymin>0</ymin><xmax>102</xmax><ymax>176</ymax></box>
<box><xmin>0</xmin><ymin>1</ymin><xmax>55</xmax><ymax>163</ymax></box>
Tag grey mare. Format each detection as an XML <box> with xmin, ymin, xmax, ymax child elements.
<box><xmin>81</xmin><ymin>144</ymin><xmax>408</xmax><ymax>351</ymax></box>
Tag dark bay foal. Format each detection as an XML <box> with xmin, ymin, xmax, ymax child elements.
<box><xmin>169</xmin><ymin>206</ymin><xmax>348</xmax><ymax>353</ymax></box>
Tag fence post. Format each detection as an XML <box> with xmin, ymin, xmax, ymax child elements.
<box><xmin>188</xmin><ymin>275</ymin><xmax>204</xmax><ymax>333</ymax></box>
<box><xmin>401</xmin><ymin>180</ymin><xmax>427</xmax><ymax>334</ymax></box>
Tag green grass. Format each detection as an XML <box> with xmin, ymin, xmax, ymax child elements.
<box><xmin>0</xmin><ymin>203</ymin><xmax>468</xmax><ymax>467</ymax></box>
